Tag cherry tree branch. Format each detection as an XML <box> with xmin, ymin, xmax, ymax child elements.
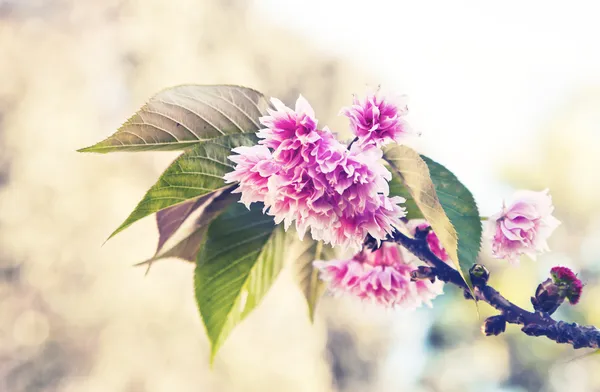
<box><xmin>390</xmin><ymin>230</ymin><xmax>600</xmax><ymax>350</ymax></box>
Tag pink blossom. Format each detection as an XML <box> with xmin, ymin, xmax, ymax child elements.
<box><xmin>257</xmin><ymin>95</ymin><xmax>319</xmax><ymax>151</ymax></box>
<box><xmin>314</xmin><ymin>243</ymin><xmax>444</xmax><ymax>309</ymax></box>
<box><xmin>488</xmin><ymin>189</ymin><xmax>561</xmax><ymax>264</ymax></box>
<box><xmin>550</xmin><ymin>266</ymin><xmax>583</xmax><ymax>305</ymax></box>
<box><xmin>223</xmin><ymin>145</ymin><xmax>279</xmax><ymax>208</ymax></box>
<box><xmin>312</xmin><ymin>195</ymin><xmax>407</xmax><ymax>251</ymax></box>
<box><xmin>340</xmin><ymin>91</ymin><xmax>409</xmax><ymax>147</ymax></box>
<box><xmin>227</xmin><ymin>95</ymin><xmax>407</xmax><ymax>251</ymax></box>
<box><xmin>406</xmin><ymin>219</ymin><xmax>450</xmax><ymax>263</ymax></box>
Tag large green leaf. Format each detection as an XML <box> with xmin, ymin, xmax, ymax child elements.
<box><xmin>287</xmin><ymin>234</ymin><xmax>336</xmax><ymax>322</ymax></box>
<box><xmin>194</xmin><ymin>202</ymin><xmax>283</xmax><ymax>361</ymax></box>
<box><xmin>78</xmin><ymin>85</ymin><xmax>268</xmax><ymax>153</ymax></box>
<box><xmin>421</xmin><ymin>155</ymin><xmax>482</xmax><ymax>281</ymax></box>
<box><xmin>108</xmin><ymin>133</ymin><xmax>257</xmax><ymax>240</ymax></box>
<box><xmin>384</xmin><ymin>145</ymin><xmax>481</xmax><ymax>288</ymax></box>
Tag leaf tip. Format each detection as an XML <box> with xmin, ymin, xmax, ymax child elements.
<box><xmin>104</xmin><ymin>233</ymin><xmax>116</xmax><ymax>245</ymax></box>
<box><xmin>132</xmin><ymin>259</ymin><xmax>154</xmax><ymax>276</ymax></box>
<box><xmin>209</xmin><ymin>344</ymin><xmax>221</xmax><ymax>368</ymax></box>
<box><xmin>103</xmin><ymin>227</ymin><xmax>123</xmax><ymax>246</ymax></box>
<box><xmin>77</xmin><ymin>145</ymin><xmax>102</xmax><ymax>153</ymax></box>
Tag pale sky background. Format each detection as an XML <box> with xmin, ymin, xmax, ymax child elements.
<box><xmin>253</xmin><ymin>0</ymin><xmax>600</xmax><ymax>215</ymax></box>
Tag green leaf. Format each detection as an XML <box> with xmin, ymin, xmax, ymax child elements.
<box><xmin>287</xmin><ymin>234</ymin><xmax>336</xmax><ymax>322</ymax></box>
<box><xmin>78</xmin><ymin>85</ymin><xmax>268</xmax><ymax>153</ymax></box>
<box><xmin>389</xmin><ymin>174</ymin><xmax>421</xmax><ymax>220</ymax></box>
<box><xmin>135</xmin><ymin>189</ymin><xmax>239</xmax><ymax>272</ymax></box>
<box><xmin>384</xmin><ymin>145</ymin><xmax>481</xmax><ymax>289</ymax></box>
<box><xmin>421</xmin><ymin>155</ymin><xmax>482</xmax><ymax>282</ymax></box>
<box><xmin>194</xmin><ymin>202</ymin><xmax>284</xmax><ymax>362</ymax></box>
<box><xmin>108</xmin><ymin>133</ymin><xmax>257</xmax><ymax>241</ymax></box>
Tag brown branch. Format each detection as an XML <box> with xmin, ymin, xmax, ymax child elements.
<box><xmin>390</xmin><ymin>229</ymin><xmax>600</xmax><ymax>350</ymax></box>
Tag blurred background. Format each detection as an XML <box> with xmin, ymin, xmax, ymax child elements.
<box><xmin>1</xmin><ymin>0</ymin><xmax>600</xmax><ymax>391</ymax></box>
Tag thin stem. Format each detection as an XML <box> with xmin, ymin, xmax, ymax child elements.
<box><xmin>347</xmin><ymin>137</ymin><xmax>359</xmax><ymax>150</ymax></box>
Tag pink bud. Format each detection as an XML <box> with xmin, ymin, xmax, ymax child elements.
<box><xmin>550</xmin><ymin>266</ymin><xmax>583</xmax><ymax>305</ymax></box>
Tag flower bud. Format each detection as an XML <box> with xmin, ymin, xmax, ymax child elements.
<box><xmin>531</xmin><ymin>278</ymin><xmax>563</xmax><ymax>314</ymax></box>
<box><xmin>550</xmin><ymin>266</ymin><xmax>583</xmax><ymax>305</ymax></box>
<box><xmin>469</xmin><ymin>264</ymin><xmax>490</xmax><ymax>286</ymax></box>
<box><xmin>531</xmin><ymin>266</ymin><xmax>583</xmax><ymax>314</ymax></box>
<box><xmin>410</xmin><ymin>266</ymin><xmax>436</xmax><ymax>283</ymax></box>
<box><xmin>481</xmin><ymin>315</ymin><xmax>506</xmax><ymax>336</ymax></box>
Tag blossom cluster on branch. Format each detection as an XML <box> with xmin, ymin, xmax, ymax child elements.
<box><xmin>224</xmin><ymin>94</ymin><xmax>407</xmax><ymax>251</ymax></box>
<box><xmin>225</xmin><ymin>88</ymin><xmax>568</xmax><ymax>311</ymax></box>
<box><xmin>80</xmin><ymin>83</ymin><xmax>596</xmax><ymax>358</ymax></box>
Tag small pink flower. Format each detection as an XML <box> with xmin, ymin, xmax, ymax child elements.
<box><xmin>488</xmin><ymin>189</ymin><xmax>561</xmax><ymax>264</ymax></box>
<box><xmin>406</xmin><ymin>219</ymin><xmax>450</xmax><ymax>263</ymax></box>
<box><xmin>314</xmin><ymin>243</ymin><xmax>444</xmax><ymax>309</ymax></box>
<box><xmin>223</xmin><ymin>145</ymin><xmax>280</xmax><ymax>208</ymax></box>
<box><xmin>340</xmin><ymin>90</ymin><xmax>409</xmax><ymax>147</ymax></box>
<box><xmin>550</xmin><ymin>266</ymin><xmax>583</xmax><ymax>305</ymax></box>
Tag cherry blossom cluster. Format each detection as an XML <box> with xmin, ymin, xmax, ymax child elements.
<box><xmin>224</xmin><ymin>93</ymin><xmax>408</xmax><ymax>251</ymax></box>
<box><xmin>314</xmin><ymin>220</ymin><xmax>450</xmax><ymax>309</ymax></box>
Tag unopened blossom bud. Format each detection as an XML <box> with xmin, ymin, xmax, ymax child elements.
<box><xmin>531</xmin><ymin>266</ymin><xmax>583</xmax><ymax>314</ymax></box>
<box><xmin>469</xmin><ymin>264</ymin><xmax>490</xmax><ymax>286</ymax></box>
<box><xmin>481</xmin><ymin>315</ymin><xmax>506</xmax><ymax>336</ymax></box>
<box><xmin>550</xmin><ymin>266</ymin><xmax>583</xmax><ymax>305</ymax></box>
<box><xmin>487</xmin><ymin>189</ymin><xmax>560</xmax><ymax>264</ymax></box>
<box><xmin>531</xmin><ymin>278</ymin><xmax>563</xmax><ymax>314</ymax></box>
<box><xmin>410</xmin><ymin>266</ymin><xmax>436</xmax><ymax>283</ymax></box>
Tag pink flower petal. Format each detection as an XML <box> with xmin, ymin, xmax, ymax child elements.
<box><xmin>488</xmin><ymin>189</ymin><xmax>560</xmax><ymax>264</ymax></box>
